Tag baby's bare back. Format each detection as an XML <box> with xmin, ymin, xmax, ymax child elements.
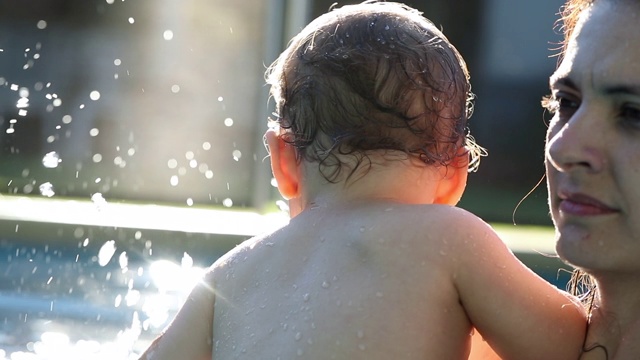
<box><xmin>211</xmin><ymin>203</ymin><xmax>474</xmax><ymax>359</ymax></box>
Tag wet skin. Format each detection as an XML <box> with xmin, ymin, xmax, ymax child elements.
<box><xmin>545</xmin><ymin>1</ymin><xmax>640</xmax><ymax>357</ymax></box>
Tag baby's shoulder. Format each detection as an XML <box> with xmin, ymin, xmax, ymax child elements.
<box><xmin>376</xmin><ymin>203</ymin><xmax>496</xmax><ymax>237</ymax></box>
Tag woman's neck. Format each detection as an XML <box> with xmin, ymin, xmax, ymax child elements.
<box><xmin>582</xmin><ymin>277</ymin><xmax>640</xmax><ymax>359</ymax></box>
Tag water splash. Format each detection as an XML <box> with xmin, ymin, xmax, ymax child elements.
<box><xmin>42</xmin><ymin>151</ymin><xmax>61</xmax><ymax>168</ymax></box>
<box><xmin>91</xmin><ymin>193</ymin><xmax>107</xmax><ymax>210</ymax></box>
<box><xmin>181</xmin><ymin>252</ymin><xmax>193</xmax><ymax>268</ymax></box>
<box><xmin>97</xmin><ymin>240</ymin><xmax>117</xmax><ymax>267</ymax></box>
<box><xmin>39</xmin><ymin>182</ymin><xmax>55</xmax><ymax>197</ymax></box>
<box><xmin>118</xmin><ymin>251</ymin><xmax>128</xmax><ymax>270</ymax></box>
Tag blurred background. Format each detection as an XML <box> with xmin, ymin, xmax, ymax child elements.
<box><xmin>0</xmin><ymin>0</ymin><xmax>569</xmax><ymax>358</ymax></box>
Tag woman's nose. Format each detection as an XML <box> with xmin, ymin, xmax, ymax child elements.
<box><xmin>545</xmin><ymin>114</ymin><xmax>605</xmax><ymax>174</ymax></box>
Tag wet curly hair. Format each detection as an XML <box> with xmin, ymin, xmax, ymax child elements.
<box><xmin>266</xmin><ymin>1</ymin><xmax>484</xmax><ymax>182</ymax></box>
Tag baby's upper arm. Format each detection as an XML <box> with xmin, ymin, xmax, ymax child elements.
<box><xmin>445</xmin><ymin>211</ymin><xmax>586</xmax><ymax>360</ymax></box>
<box><xmin>137</xmin><ymin>267</ymin><xmax>217</xmax><ymax>360</ymax></box>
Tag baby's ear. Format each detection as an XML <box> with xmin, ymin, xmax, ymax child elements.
<box><xmin>433</xmin><ymin>153</ymin><xmax>469</xmax><ymax>205</ymax></box>
<box><xmin>264</xmin><ymin>129</ymin><xmax>301</xmax><ymax>200</ymax></box>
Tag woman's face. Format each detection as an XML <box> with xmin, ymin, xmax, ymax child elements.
<box><xmin>545</xmin><ymin>0</ymin><xmax>640</xmax><ymax>274</ymax></box>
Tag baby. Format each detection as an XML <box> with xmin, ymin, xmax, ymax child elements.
<box><xmin>139</xmin><ymin>2</ymin><xmax>586</xmax><ymax>359</ymax></box>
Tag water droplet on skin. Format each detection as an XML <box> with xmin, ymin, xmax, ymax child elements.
<box><xmin>359</xmin><ymin>226</ymin><xmax>365</xmax><ymax>233</ymax></box>
<box><xmin>295</xmin><ymin>332</ymin><xmax>302</xmax><ymax>341</ymax></box>
<box><xmin>357</xmin><ymin>330</ymin><xmax>364</xmax><ymax>339</ymax></box>
<box><xmin>303</xmin><ymin>293</ymin><xmax>310</xmax><ymax>302</ymax></box>
<box><xmin>322</xmin><ymin>281</ymin><xmax>330</xmax><ymax>289</ymax></box>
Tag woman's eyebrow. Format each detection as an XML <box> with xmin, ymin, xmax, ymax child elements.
<box><xmin>603</xmin><ymin>85</ymin><xmax>640</xmax><ymax>97</ymax></box>
<box><xmin>549</xmin><ymin>76</ymin><xmax>577</xmax><ymax>91</ymax></box>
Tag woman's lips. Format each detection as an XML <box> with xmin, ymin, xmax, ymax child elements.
<box><xmin>558</xmin><ymin>193</ymin><xmax>617</xmax><ymax>216</ymax></box>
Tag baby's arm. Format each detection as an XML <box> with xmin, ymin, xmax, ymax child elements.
<box><xmin>448</xmin><ymin>211</ymin><xmax>586</xmax><ymax>360</ymax></box>
<box><xmin>137</xmin><ymin>269</ymin><xmax>216</xmax><ymax>360</ymax></box>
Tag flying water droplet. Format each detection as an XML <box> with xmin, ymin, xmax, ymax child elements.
<box><xmin>182</xmin><ymin>252</ymin><xmax>193</xmax><ymax>268</ymax></box>
<box><xmin>98</xmin><ymin>240</ymin><xmax>117</xmax><ymax>266</ymax></box>
<box><xmin>39</xmin><ymin>182</ymin><xmax>55</xmax><ymax>197</ymax></box>
<box><xmin>91</xmin><ymin>193</ymin><xmax>107</xmax><ymax>211</ymax></box>
<box><xmin>42</xmin><ymin>151</ymin><xmax>61</xmax><ymax>168</ymax></box>
<box><xmin>119</xmin><ymin>251</ymin><xmax>128</xmax><ymax>270</ymax></box>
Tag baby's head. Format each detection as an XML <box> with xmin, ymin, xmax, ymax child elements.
<box><xmin>266</xmin><ymin>1</ymin><xmax>482</xmax><ymax>182</ymax></box>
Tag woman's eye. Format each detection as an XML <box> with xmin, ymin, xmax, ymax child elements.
<box><xmin>557</xmin><ymin>96</ymin><xmax>579</xmax><ymax>112</ymax></box>
<box><xmin>621</xmin><ymin>104</ymin><xmax>640</xmax><ymax>123</ymax></box>
<box><xmin>619</xmin><ymin>104</ymin><xmax>640</xmax><ymax>128</ymax></box>
<box><xmin>542</xmin><ymin>93</ymin><xmax>579</xmax><ymax>118</ymax></box>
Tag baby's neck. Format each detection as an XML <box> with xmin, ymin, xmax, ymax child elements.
<box><xmin>299</xmin><ymin>160</ymin><xmax>442</xmax><ymax>211</ymax></box>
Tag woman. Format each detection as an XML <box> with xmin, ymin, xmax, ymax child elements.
<box><xmin>544</xmin><ymin>0</ymin><xmax>640</xmax><ymax>358</ymax></box>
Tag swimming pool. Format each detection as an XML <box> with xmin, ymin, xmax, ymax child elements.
<box><xmin>0</xmin><ymin>195</ymin><xmax>568</xmax><ymax>358</ymax></box>
<box><xmin>0</xmin><ymin>195</ymin><xmax>288</xmax><ymax>358</ymax></box>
